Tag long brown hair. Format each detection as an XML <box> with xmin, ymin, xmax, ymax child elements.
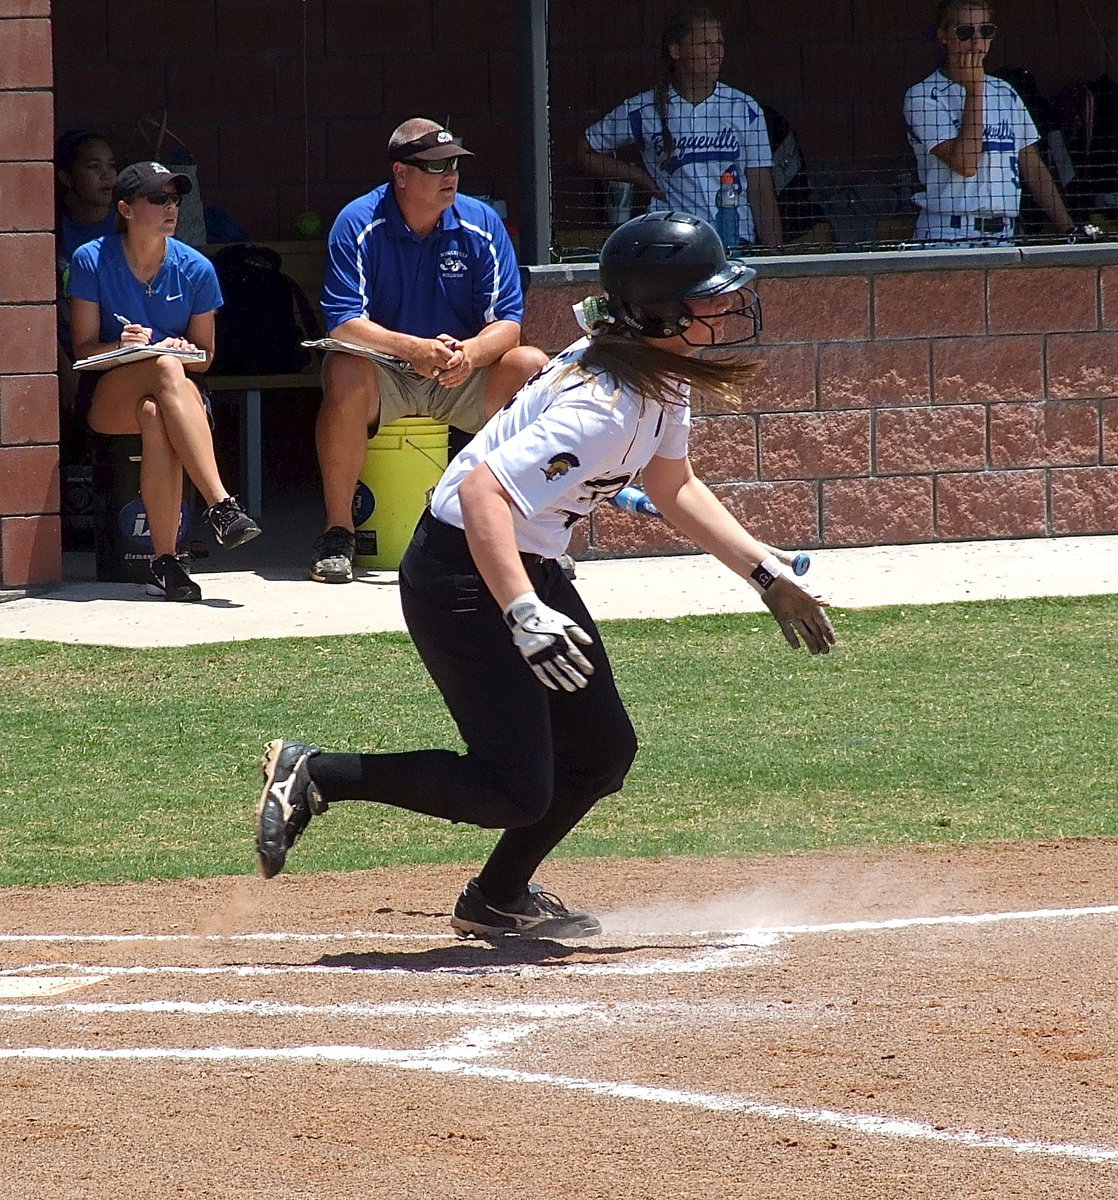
<box><xmin>567</xmin><ymin>328</ymin><xmax>758</xmax><ymax>412</ymax></box>
<box><xmin>654</xmin><ymin>6</ymin><xmax>722</xmax><ymax>162</ymax></box>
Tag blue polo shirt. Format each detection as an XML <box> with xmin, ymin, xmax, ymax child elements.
<box><xmin>68</xmin><ymin>235</ymin><xmax>222</xmax><ymax>344</ymax></box>
<box><xmin>321</xmin><ymin>185</ymin><xmax>524</xmax><ymax>339</ymax></box>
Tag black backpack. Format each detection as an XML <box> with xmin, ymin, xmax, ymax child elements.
<box><xmin>1057</xmin><ymin>74</ymin><xmax>1118</xmax><ymax>216</ymax></box>
<box><xmin>759</xmin><ymin>102</ymin><xmax>824</xmax><ymax>240</ymax></box>
<box><xmin>210</xmin><ymin>243</ymin><xmax>321</xmax><ymax>375</ymax></box>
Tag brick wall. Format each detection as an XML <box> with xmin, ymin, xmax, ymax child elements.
<box><xmin>522</xmin><ymin>246</ymin><xmax>1118</xmax><ymax>559</ymax></box>
<box><xmin>51</xmin><ymin>2</ymin><xmax>1117</xmax><ymax>242</ymax></box>
<box><xmin>0</xmin><ymin>0</ymin><xmax>59</xmax><ymax>588</ymax></box>
<box><xmin>51</xmin><ymin>0</ymin><xmax>521</xmax><ymax>245</ymax></box>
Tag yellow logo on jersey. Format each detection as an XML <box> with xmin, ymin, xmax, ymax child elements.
<box><xmin>542</xmin><ymin>452</ymin><xmax>581</xmax><ymax>481</ymax></box>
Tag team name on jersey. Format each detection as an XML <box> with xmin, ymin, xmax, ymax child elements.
<box><xmin>439</xmin><ymin>249</ymin><xmax>469</xmax><ymax>277</ymax></box>
<box><xmin>982</xmin><ymin>118</ymin><xmax>1015</xmax><ymax>149</ymax></box>
<box><xmin>652</xmin><ymin>126</ymin><xmax>741</xmax><ymax>160</ymax></box>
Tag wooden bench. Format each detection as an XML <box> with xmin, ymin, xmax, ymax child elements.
<box><xmin>202</xmin><ymin>240</ymin><xmax>328</xmax><ymax>515</ymax></box>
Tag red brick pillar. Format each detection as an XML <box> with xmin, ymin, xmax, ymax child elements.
<box><xmin>0</xmin><ymin>2</ymin><xmax>60</xmax><ymax>587</ymax></box>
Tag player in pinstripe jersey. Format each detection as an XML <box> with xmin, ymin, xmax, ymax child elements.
<box><xmin>903</xmin><ymin>1</ymin><xmax>1073</xmax><ymax>243</ymax></box>
<box><xmin>310</xmin><ymin>117</ymin><xmax>548</xmax><ymax>584</ymax></box>
<box><xmin>579</xmin><ymin>6</ymin><xmax>782</xmax><ymax>248</ymax></box>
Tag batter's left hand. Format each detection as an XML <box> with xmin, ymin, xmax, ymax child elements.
<box><xmin>761</xmin><ymin>575</ymin><xmax>836</xmax><ymax>656</ymax></box>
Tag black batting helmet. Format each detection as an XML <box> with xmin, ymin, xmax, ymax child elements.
<box><xmin>599</xmin><ymin>211</ymin><xmax>759</xmax><ymax>340</ymax></box>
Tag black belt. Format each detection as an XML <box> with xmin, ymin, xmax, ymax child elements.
<box><xmin>413</xmin><ymin>508</ymin><xmax>549</xmax><ymax>568</ymax></box>
<box><xmin>949</xmin><ymin>214</ymin><xmax>1011</xmax><ymax>234</ymax></box>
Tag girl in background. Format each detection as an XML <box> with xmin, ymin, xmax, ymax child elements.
<box><xmin>56</xmin><ymin>129</ymin><xmax>118</xmax><ymax>278</ymax></box>
<box><xmin>579</xmin><ymin>5</ymin><xmax>782</xmax><ymax>248</ymax></box>
<box><xmin>903</xmin><ymin>1</ymin><xmax>1073</xmax><ymax>243</ymax></box>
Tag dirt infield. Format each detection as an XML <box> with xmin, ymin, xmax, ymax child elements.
<box><xmin>1</xmin><ymin>840</ymin><xmax>1116</xmax><ymax>1199</ymax></box>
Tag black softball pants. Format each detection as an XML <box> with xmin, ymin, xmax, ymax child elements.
<box><xmin>307</xmin><ymin>511</ymin><xmax>638</xmax><ymax>898</ymax></box>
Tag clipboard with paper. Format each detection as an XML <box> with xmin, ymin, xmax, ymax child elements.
<box><xmin>301</xmin><ymin>338</ymin><xmax>414</xmax><ymax>371</ymax></box>
<box><xmin>72</xmin><ymin>345</ymin><xmax>208</xmax><ymax>371</ymax></box>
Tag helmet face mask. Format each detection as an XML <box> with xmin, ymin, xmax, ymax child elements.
<box><xmin>600</xmin><ymin>212</ymin><xmax>761</xmax><ymax>345</ymax></box>
<box><xmin>679</xmin><ymin>288</ymin><xmax>762</xmax><ymax>348</ymax></box>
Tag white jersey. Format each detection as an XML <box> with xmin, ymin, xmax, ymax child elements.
<box><xmin>586</xmin><ymin>83</ymin><xmax>771</xmax><ymax>244</ymax></box>
<box><xmin>431</xmin><ymin>338</ymin><xmax>690</xmax><ymax>559</ymax></box>
<box><xmin>904</xmin><ymin>69</ymin><xmax>1038</xmax><ymax>218</ymax></box>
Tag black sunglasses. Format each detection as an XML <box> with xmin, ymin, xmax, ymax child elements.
<box><xmin>953</xmin><ymin>22</ymin><xmax>997</xmax><ymax>40</ymax></box>
<box><xmin>141</xmin><ymin>192</ymin><xmax>184</xmax><ymax>207</ymax></box>
<box><xmin>404</xmin><ymin>156</ymin><xmax>460</xmax><ymax>175</ymax></box>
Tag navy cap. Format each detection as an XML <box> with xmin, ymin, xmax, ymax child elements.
<box><xmin>112</xmin><ymin>161</ymin><xmax>193</xmax><ymax>204</ymax></box>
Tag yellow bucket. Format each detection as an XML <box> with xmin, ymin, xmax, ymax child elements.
<box><xmin>352</xmin><ymin>417</ymin><xmax>449</xmax><ymax>569</ymax></box>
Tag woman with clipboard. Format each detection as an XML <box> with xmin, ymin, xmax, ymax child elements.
<box><xmin>68</xmin><ymin>161</ymin><xmax>261</xmax><ymax>602</ymax></box>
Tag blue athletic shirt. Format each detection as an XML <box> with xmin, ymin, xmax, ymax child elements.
<box><xmin>58</xmin><ymin>210</ymin><xmax>118</xmax><ymax>272</ymax></box>
<box><xmin>320</xmin><ymin>185</ymin><xmax>524</xmax><ymax>339</ymax></box>
<box><xmin>68</xmin><ymin>235</ymin><xmax>222</xmax><ymax>345</ymax></box>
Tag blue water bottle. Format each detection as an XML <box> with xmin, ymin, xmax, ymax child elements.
<box><xmin>610</xmin><ymin>486</ymin><xmax>662</xmax><ymax>518</ymax></box>
<box><xmin>714</xmin><ymin>169</ymin><xmax>738</xmax><ymax>249</ymax></box>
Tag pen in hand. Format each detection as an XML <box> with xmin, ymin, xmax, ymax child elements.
<box><xmin>113</xmin><ymin>312</ymin><xmax>153</xmax><ymax>349</ymax></box>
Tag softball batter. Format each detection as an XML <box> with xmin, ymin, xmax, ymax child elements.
<box><xmin>254</xmin><ymin>211</ymin><xmax>834</xmax><ymax>939</ymax></box>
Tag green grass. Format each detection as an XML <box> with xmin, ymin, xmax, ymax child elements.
<box><xmin>2</xmin><ymin>595</ymin><xmax>1116</xmax><ymax>887</ymax></box>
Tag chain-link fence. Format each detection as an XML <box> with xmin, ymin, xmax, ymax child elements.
<box><xmin>547</xmin><ymin>7</ymin><xmax>1118</xmax><ymax>262</ymax></box>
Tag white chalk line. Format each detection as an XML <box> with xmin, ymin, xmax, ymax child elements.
<box><xmin>0</xmin><ymin>947</ymin><xmax>778</xmax><ymax>980</ymax></box>
<box><xmin>0</xmin><ymin>998</ymin><xmax>597</xmax><ymax>1020</ymax></box>
<box><xmin>2</xmin><ymin>901</ymin><xmax>1114</xmax><ymax>948</ymax></box>
<box><xmin>1</xmin><ymin>1039</ymin><xmax>1114</xmax><ymax>1167</ymax></box>
<box><xmin>736</xmin><ymin>903</ymin><xmax>1118</xmax><ymax>939</ymax></box>
<box><xmin>0</xmin><ymin>958</ymin><xmax>776</xmax><ymax>982</ymax></box>
<box><xmin>2</xmin><ymin>903</ymin><xmax>1113</xmax><ymax>981</ymax></box>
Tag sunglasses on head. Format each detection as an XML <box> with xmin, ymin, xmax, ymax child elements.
<box><xmin>953</xmin><ymin>22</ymin><xmax>997</xmax><ymax>39</ymax></box>
<box><xmin>141</xmin><ymin>192</ymin><xmax>184</xmax><ymax>207</ymax></box>
<box><xmin>404</xmin><ymin>156</ymin><xmax>460</xmax><ymax>174</ymax></box>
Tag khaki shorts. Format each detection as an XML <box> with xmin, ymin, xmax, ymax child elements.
<box><xmin>369</xmin><ymin>358</ymin><xmax>490</xmax><ymax>433</ymax></box>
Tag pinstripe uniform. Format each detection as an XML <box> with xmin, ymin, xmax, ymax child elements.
<box><xmin>586</xmin><ymin>84</ymin><xmax>771</xmax><ymax>245</ymax></box>
<box><xmin>904</xmin><ymin>69</ymin><xmax>1038</xmax><ymax>242</ymax></box>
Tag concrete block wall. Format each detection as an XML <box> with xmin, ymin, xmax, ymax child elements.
<box><xmin>522</xmin><ymin>248</ymin><xmax>1118</xmax><ymax>560</ymax></box>
<box><xmin>0</xmin><ymin>0</ymin><xmax>60</xmax><ymax>588</ymax></box>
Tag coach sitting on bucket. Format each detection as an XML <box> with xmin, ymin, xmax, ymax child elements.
<box><xmin>310</xmin><ymin>117</ymin><xmax>548</xmax><ymax>584</ymax></box>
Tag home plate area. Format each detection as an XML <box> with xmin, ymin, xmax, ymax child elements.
<box><xmin>1</xmin><ymin>845</ymin><xmax>1116</xmax><ymax>1200</ymax></box>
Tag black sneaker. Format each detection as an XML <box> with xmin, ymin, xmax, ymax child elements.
<box><xmin>450</xmin><ymin>878</ymin><xmax>602</xmax><ymax>940</ymax></box>
<box><xmin>309</xmin><ymin>526</ymin><xmax>356</xmax><ymax>584</ymax></box>
<box><xmin>254</xmin><ymin>739</ymin><xmax>327</xmax><ymax>879</ymax></box>
<box><xmin>205</xmin><ymin>496</ymin><xmax>261</xmax><ymax>548</ymax></box>
<box><xmin>147</xmin><ymin>553</ymin><xmax>202</xmax><ymax>602</ymax></box>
